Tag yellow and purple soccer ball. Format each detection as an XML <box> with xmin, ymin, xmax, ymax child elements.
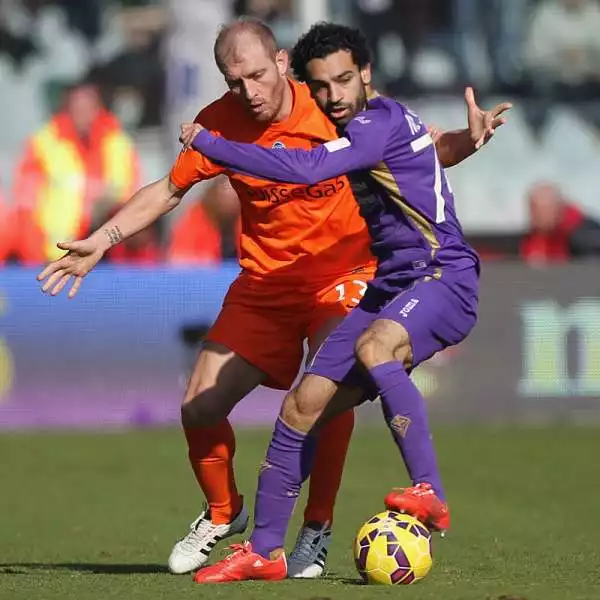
<box><xmin>354</xmin><ymin>510</ymin><xmax>433</xmax><ymax>585</ymax></box>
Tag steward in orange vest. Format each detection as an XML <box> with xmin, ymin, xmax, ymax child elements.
<box><xmin>11</xmin><ymin>83</ymin><xmax>140</xmax><ymax>263</ymax></box>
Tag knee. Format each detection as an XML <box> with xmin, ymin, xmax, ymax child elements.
<box><xmin>355</xmin><ymin>330</ymin><xmax>393</xmax><ymax>370</ymax></box>
<box><xmin>280</xmin><ymin>387</ymin><xmax>322</xmax><ymax>433</ymax></box>
<box><xmin>181</xmin><ymin>390</ymin><xmax>230</xmax><ymax>429</ymax></box>
<box><xmin>356</xmin><ymin>321</ymin><xmax>413</xmax><ymax>370</ymax></box>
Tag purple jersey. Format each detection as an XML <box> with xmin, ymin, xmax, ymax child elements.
<box><xmin>192</xmin><ymin>94</ymin><xmax>480</xmax><ymax>292</ymax></box>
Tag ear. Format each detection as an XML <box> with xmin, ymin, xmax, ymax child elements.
<box><xmin>360</xmin><ymin>64</ymin><xmax>372</xmax><ymax>86</ymax></box>
<box><xmin>275</xmin><ymin>49</ymin><xmax>289</xmax><ymax>77</ymax></box>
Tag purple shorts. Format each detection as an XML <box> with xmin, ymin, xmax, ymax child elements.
<box><xmin>306</xmin><ymin>269</ymin><xmax>479</xmax><ymax>393</ymax></box>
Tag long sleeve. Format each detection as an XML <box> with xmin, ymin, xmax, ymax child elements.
<box><xmin>191</xmin><ymin>108</ymin><xmax>392</xmax><ymax>185</ymax></box>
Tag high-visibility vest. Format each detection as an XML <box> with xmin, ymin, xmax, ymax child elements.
<box><xmin>0</xmin><ymin>190</ymin><xmax>11</xmax><ymax>263</ymax></box>
<box><xmin>14</xmin><ymin>111</ymin><xmax>139</xmax><ymax>261</ymax></box>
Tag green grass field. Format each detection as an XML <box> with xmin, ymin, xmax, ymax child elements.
<box><xmin>1</xmin><ymin>426</ymin><xmax>599</xmax><ymax>600</ymax></box>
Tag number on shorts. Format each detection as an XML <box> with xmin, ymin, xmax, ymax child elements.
<box><xmin>336</xmin><ymin>280</ymin><xmax>368</xmax><ymax>305</ymax></box>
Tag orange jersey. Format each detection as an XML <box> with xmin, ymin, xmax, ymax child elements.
<box><xmin>170</xmin><ymin>79</ymin><xmax>374</xmax><ymax>287</ymax></box>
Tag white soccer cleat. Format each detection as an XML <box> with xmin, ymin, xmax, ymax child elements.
<box><xmin>287</xmin><ymin>521</ymin><xmax>331</xmax><ymax>579</ymax></box>
<box><xmin>167</xmin><ymin>503</ymin><xmax>249</xmax><ymax>574</ymax></box>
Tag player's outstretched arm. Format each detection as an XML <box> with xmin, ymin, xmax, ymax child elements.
<box><xmin>36</xmin><ymin>176</ymin><xmax>186</xmax><ymax>298</ymax></box>
<box><xmin>434</xmin><ymin>87</ymin><xmax>512</xmax><ymax>168</ymax></box>
<box><xmin>189</xmin><ymin>111</ymin><xmax>391</xmax><ymax>186</ymax></box>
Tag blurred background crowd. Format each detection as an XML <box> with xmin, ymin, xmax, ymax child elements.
<box><xmin>0</xmin><ymin>0</ymin><xmax>599</xmax><ymax>268</ymax></box>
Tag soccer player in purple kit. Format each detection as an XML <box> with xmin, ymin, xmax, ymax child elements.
<box><xmin>186</xmin><ymin>22</ymin><xmax>510</xmax><ymax>583</ymax></box>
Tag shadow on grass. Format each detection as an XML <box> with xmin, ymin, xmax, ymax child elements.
<box><xmin>0</xmin><ymin>562</ymin><xmax>170</xmax><ymax>575</ymax></box>
<box><xmin>1</xmin><ymin>563</ymin><xmax>374</xmax><ymax>588</ymax></box>
<box><xmin>321</xmin><ymin>574</ymin><xmax>365</xmax><ymax>586</ymax></box>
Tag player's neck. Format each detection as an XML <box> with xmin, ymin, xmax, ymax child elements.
<box><xmin>366</xmin><ymin>86</ymin><xmax>379</xmax><ymax>100</ymax></box>
<box><xmin>271</xmin><ymin>80</ymin><xmax>294</xmax><ymax>123</ymax></box>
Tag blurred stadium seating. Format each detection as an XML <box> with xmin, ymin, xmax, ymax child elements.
<box><xmin>0</xmin><ymin>0</ymin><xmax>598</xmax><ymax>250</ymax></box>
<box><xmin>1</xmin><ymin>0</ymin><xmax>599</xmax><ymax>428</ymax></box>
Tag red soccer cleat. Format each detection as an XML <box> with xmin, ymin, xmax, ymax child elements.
<box><xmin>193</xmin><ymin>541</ymin><xmax>287</xmax><ymax>583</ymax></box>
<box><xmin>384</xmin><ymin>483</ymin><xmax>450</xmax><ymax>532</ymax></box>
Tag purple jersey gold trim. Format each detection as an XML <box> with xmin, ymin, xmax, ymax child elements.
<box><xmin>192</xmin><ymin>95</ymin><xmax>479</xmax><ymax>291</ymax></box>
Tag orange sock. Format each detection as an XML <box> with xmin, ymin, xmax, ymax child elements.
<box><xmin>304</xmin><ymin>409</ymin><xmax>355</xmax><ymax>526</ymax></box>
<box><xmin>183</xmin><ymin>419</ymin><xmax>243</xmax><ymax>525</ymax></box>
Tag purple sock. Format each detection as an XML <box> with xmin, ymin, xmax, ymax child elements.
<box><xmin>369</xmin><ymin>361</ymin><xmax>445</xmax><ymax>501</ymax></box>
<box><xmin>250</xmin><ymin>418</ymin><xmax>318</xmax><ymax>559</ymax></box>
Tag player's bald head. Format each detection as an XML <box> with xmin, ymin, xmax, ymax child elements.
<box><xmin>214</xmin><ymin>17</ymin><xmax>278</xmax><ymax>73</ymax></box>
<box><xmin>213</xmin><ymin>17</ymin><xmax>290</xmax><ymax>123</ymax></box>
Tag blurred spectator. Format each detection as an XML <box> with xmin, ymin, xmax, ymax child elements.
<box><xmin>90</xmin><ymin>5</ymin><xmax>166</xmax><ymax>129</ymax></box>
<box><xmin>11</xmin><ymin>81</ymin><xmax>140</xmax><ymax>264</ymax></box>
<box><xmin>234</xmin><ymin>0</ymin><xmax>297</xmax><ymax>49</ymax></box>
<box><xmin>54</xmin><ymin>0</ymin><xmax>102</xmax><ymax>46</ymax></box>
<box><xmin>353</xmin><ymin>0</ymin><xmax>435</xmax><ymax>96</ymax></box>
<box><xmin>520</xmin><ymin>183</ymin><xmax>600</xmax><ymax>264</ymax></box>
<box><xmin>163</xmin><ymin>0</ymin><xmax>230</xmax><ymax>160</ymax></box>
<box><xmin>0</xmin><ymin>185</ymin><xmax>13</xmax><ymax>264</ymax></box>
<box><xmin>452</xmin><ymin>0</ymin><xmax>528</xmax><ymax>93</ymax></box>
<box><xmin>0</xmin><ymin>0</ymin><xmax>45</xmax><ymax>71</ymax></box>
<box><xmin>525</xmin><ymin>0</ymin><xmax>600</xmax><ymax>98</ymax></box>
<box><xmin>168</xmin><ymin>176</ymin><xmax>240</xmax><ymax>265</ymax></box>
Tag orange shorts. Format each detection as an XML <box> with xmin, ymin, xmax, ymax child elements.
<box><xmin>206</xmin><ymin>265</ymin><xmax>377</xmax><ymax>389</ymax></box>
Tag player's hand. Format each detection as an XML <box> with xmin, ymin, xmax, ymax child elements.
<box><xmin>36</xmin><ymin>238</ymin><xmax>105</xmax><ymax>299</ymax></box>
<box><xmin>179</xmin><ymin>122</ymin><xmax>204</xmax><ymax>149</ymax></box>
<box><xmin>464</xmin><ymin>87</ymin><xmax>512</xmax><ymax>150</ymax></box>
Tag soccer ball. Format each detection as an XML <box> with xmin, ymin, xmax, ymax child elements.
<box><xmin>354</xmin><ymin>510</ymin><xmax>433</xmax><ymax>585</ymax></box>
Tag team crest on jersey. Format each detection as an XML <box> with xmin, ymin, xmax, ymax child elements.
<box><xmin>272</xmin><ymin>140</ymin><xmax>286</xmax><ymax>149</ymax></box>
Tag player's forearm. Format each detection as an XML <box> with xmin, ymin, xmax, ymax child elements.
<box><xmin>435</xmin><ymin>129</ymin><xmax>477</xmax><ymax>168</ymax></box>
<box><xmin>192</xmin><ymin>129</ymin><xmax>321</xmax><ymax>184</ymax></box>
<box><xmin>192</xmin><ymin>130</ymin><xmax>376</xmax><ymax>186</ymax></box>
<box><xmin>88</xmin><ymin>177</ymin><xmax>181</xmax><ymax>251</ymax></box>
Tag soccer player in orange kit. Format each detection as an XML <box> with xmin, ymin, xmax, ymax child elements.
<box><xmin>37</xmin><ymin>18</ymin><xmax>505</xmax><ymax>578</ymax></box>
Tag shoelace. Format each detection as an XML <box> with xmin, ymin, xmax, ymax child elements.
<box><xmin>290</xmin><ymin>525</ymin><xmax>328</xmax><ymax>562</ymax></box>
<box><xmin>178</xmin><ymin>512</ymin><xmax>217</xmax><ymax>552</ymax></box>
<box><xmin>392</xmin><ymin>483</ymin><xmax>434</xmax><ymax>497</ymax></box>
<box><xmin>223</xmin><ymin>542</ymin><xmax>251</xmax><ymax>561</ymax></box>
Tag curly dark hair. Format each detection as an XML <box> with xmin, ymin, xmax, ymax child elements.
<box><xmin>291</xmin><ymin>22</ymin><xmax>371</xmax><ymax>82</ymax></box>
